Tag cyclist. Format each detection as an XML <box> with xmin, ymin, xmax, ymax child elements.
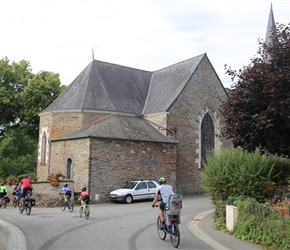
<box><xmin>0</xmin><ymin>182</ymin><xmax>7</xmax><ymax>207</ymax></box>
<box><xmin>60</xmin><ymin>183</ymin><xmax>72</xmax><ymax>201</ymax></box>
<box><xmin>17</xmin><ymin>174</ymin><xmax>33</xmax><ymax>209</ymax></box>
<box><xmin>13</xmin><ymin>182</ymin><xmax>22</xmax><ymax>196</ymax></box>
<box><xmin>152</xmin><ymin>177</ymin><xmax>174</xmax><ymax>229</ymax></box>
<box><xmin>78</xmin><ymin>187</ymin><xmax>90</xmax><ymax>205</ymax></box>
<box><xmin>13</xmin><ymin>182</ymin><xmax>22</xmax><ymax>202</ymax></box>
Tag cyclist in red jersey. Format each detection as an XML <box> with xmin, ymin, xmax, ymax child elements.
<box><xmin>17</xmin><ymin>174</ymin><xmax>33</xmax><ymax>209</ymax></box>
<box><xmin>78</xmin><ymin>187</ymin><xmax>90</xmax><ymax>205</ymax></box>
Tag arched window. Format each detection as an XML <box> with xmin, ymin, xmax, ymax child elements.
<box><xmin>201</xmin><ymin>113</ymin><xmax>214</xmax><ymax>167</ymax></box>
<box><xmin>66</xmin><ymin>158</ymin><xmax>72</xmax><ymax>180</ymax></box>
<box><xmin>41</xmin><ymin>132</ymin><xmax>47</xmax><ymax>164</ymax></box>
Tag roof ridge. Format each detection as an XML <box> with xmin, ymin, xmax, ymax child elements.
<box><xmin>93</xmin><ymin>59</ymin><xmax>152</xmax><ymax>73</ymax></box>
<box><xmin>154</xmin><ymin>53</ymin><xmax>206</xmax><ymax>72</ymax></box>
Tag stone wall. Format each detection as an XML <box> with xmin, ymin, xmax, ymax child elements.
<box><xmin>5</xmin><ymin>180</ymin><xmax>75</xmax><ymax>208</ymax></box>
<box><xmin>49</xmin><ymin>138</ymin><xmax>90</xmax><ymax>192</ymax></box>
<box><xmin>37</xmin><ymin>112</ymin><xmax>107</xmax><ymax>181</ymax></box>
<box><xmin>168</xmin><ymin>57</ymin><xmax>230</xmax><ymax>194</ymax></box>
<box><xmin>90</xmin><ymin>138</ymin><xmax>177</xmax><ymax>202</ymax></box>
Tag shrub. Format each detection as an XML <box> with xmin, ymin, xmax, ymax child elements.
<box><xmin>200</xmin><ymin>147</ymin><xmax>279</xmax><ymax>203</ymax></box>
<box><xmin>234</xmin><ymin>198</ymin><xmax>290</xmax><ymax>250</ymax></box>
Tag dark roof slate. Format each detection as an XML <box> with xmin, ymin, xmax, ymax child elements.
<box><xmin>41</xmin><ymin>54</ymin><xmax>206</xmax><ymax>115</ymax></box>
<box><xmin>51</xmin><ymin>115</ymin><xmax>177</xmax><ymax>143</ymax></box>
<box><xmin>41</xmin><ymin>60</ymin><xmax>152</xmax><ymax>114</ymax></box>
<box><xmin>142</xmin><ymin>54</ymin><xmax>205</xmax><ymax>114</ymax></box>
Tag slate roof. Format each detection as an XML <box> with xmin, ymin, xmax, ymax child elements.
<box><xmin>41</xmin><ymin>53</ymin><xmax>206</xmax><ymax>115</ymax></box>
<box><xmin>41</xmin><ymin>53</ymin><xmax>210</xmax><ymax>142</ymax></box>
<box><xmin>50</xmin><ymin>115</ymin><xmax>177</xmax><ymax>144</ymax></box>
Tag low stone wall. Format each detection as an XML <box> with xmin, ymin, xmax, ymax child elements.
<box><xmin>5</xmin><ymin>180</ymin><xmax>77</xmax><ymax>208</ymax></box>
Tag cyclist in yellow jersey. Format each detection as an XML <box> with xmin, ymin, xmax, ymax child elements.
<box><xmin>0</xmin><ymin>182</ymin><xmax>7</xmax><ymax>207</ymax></box>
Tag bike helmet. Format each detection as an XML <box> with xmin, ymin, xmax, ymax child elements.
<box><xmin>158</xmin><ymin>177</ymin><xmax>166</xmax><ymax>185</ymax></box>
<box><xmin>63</xmin><ymin>183</ymin><xmax>68</xmax><ymax>187</ymax></box>
<box><xmin>81</xmin><ymin>187</ymin><xmax>87</xmax><ymax>191</ymax></box>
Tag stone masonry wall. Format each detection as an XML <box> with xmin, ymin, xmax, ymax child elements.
<box><xmin>90</xmin><ymin>138</ymin><xmax>177</xmax><ymax>202</ymax></box>
<box><xmin>49</xmin><ymin>138</ymin><xmax>90</xmax><ymax>193</ymax></box>
<box><xmin>5</xmin><ymin>180</ymin><xmax>75</xmax><ymax>208</ymax></box>
<box><xmin>168</xmin><ymin>57</ymin><xmax>230</xmax><ymax>194</ymax></box>
<box><xmin>37</xmin><ymin>112</ymin><xmax>107</xmax><ymax>181</ymax></box>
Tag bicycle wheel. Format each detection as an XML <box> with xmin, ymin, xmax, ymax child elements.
<box><xmin>79</xmin><ymin>207</ymin><xmax>83</xmax><ymax>218</ymax></box>
<box><xmin>13</xmin><ymin>197</ymin><xmax>17</xmax><ymax>208</ymax></box>
<box><xmin>85</xmin><ymin>206</ymin><xmax>90</xmax><ymax>220</ymax></box>
<box><xmin>17</xmin><ymin>198</ymin><xmax>20</xmax><ymax>207</ymax></box>
<box><xmin>170</xmin><ymin>222</ymin><xmax>180</xmax><ymax>248</ymax></box>
<box><xmin>60</xmin><ymin>200</ymin><xmax>66</xmax><ymax>211</ymax></box>
<box><xmin>68</xmin><ymin>200</ymin><xmax>74</xmax><ymax>212</ymax></box>
<box><xmin>19</xmin><ymin>204</ymin><xmax>24</xmax><ymax>214</ymax></box>
<box><xmin>2</xmin><ymin>199</ymin><xmax>6</xmax><ymax>209</ymax></box>
<box><xmin>157</xmin><ymin>216</ymin><xmax>166</xmax><ymax>240</ymax></box>
<box><xmin>26</xmin><ymin>200</ymin><xmax>32</xmax><ymax>215</ymax></box>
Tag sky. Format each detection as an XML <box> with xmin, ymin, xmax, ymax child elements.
<box><xmin>0</xmin><ymin>0</ymin><xmax>289</xmax><ymax>89</ymax></box>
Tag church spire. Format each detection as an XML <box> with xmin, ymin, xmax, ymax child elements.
<box><xmin>265</xmin><ymin>3</ymin><xmax>276</xmax><ymax>46</ymax></box>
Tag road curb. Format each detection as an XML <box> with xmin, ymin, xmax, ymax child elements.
<box><xmin>187</xmin><ymin>209</ymin><xmax>231</xmax><ymax>250</ymax></box>
<box><xmin>0</xmin><ymin>219</ymin><xmax>27</xmax><ymax>250</ymax></box>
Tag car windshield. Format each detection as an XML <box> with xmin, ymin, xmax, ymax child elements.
<box><xmin>122</xmin><ymin>181</ymin><xmax>138</xmax><ymax>189</ymax></box>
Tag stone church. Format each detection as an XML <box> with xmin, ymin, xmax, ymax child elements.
<box><xmin>37</xmin><ymin>52</ymin><xmax>230</xmax><ymax>202</ymax></box>
<box><xmin>36</xmin><ymin>3</ymin><xmax>276</xmax><ymax>202</ymax></box>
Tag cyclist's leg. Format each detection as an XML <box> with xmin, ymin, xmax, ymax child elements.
<box><xmin>21</xmin><ymin>188</ymin><xmax>28</xmax><ymax>209</ymax></box>
<box><xmin>159</xmin><ymin>202</ymin><xmax>166</xmax><ymax>224</ymax></box>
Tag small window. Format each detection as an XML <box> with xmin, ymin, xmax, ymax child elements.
<box><xmin>41</xmin><ymin>132</ymin><xmax>47</xmax><ymax>164</ymax></box>
<box><xmin>66</xmin><ymin>158</ymin><xmax>72</xmax><ymax>179</ymax></box>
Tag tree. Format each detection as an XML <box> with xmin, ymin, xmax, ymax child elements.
<box><xmin>0</xmin><ymin>58</ymin><xmax>66</xmax><ymax>139</ymax></box>
<box><xmin>0</xmin><ymin>128</ymin><xmax>37</xmax><ymax>177</ymax></box>
<box><xmin>0</xmin><ymin>57</ymin><xmax>66</xmax><ymax>178</ymax></box>
<box><xmin>21</xmin><ymin>71</ymin><xmax>66</xmax><ymax>139</ymax></box>
<box><xmin>0</xmin><ymin>57</ymin><xmax>33</xmax><ymax>136</ymax></box>
<box><xmin>221</xmin><ymin>23</ymin><xmax>290</xmax><ymax>156</ymax></box>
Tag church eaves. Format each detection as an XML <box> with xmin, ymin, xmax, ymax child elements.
<box><xmin>50</xmin><ymin>114</ymin><xmax>177</xmax><ymax>144</ymax></box>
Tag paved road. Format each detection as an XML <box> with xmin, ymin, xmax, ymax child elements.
<box><xmin>0</xmin><ymin>195</ymin><xmax>215</xmax><ymax>250</ymax></box>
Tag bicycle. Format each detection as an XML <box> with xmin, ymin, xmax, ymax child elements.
<box><xmin>13</xmin><ymin>192</ymin><xmax>22</xmax><ymax>208</ymax></box>
<box><xmin>59</xmin><ymin>193</ymin><xmax>74</xmax><ymax>212</ymax></box>
<box><xmin>0</xmin><ymin>196</ymin><xmax>8</xmax><ymax>209</ymax></box>
<box><xmin>79</xmin><ymin>201</ymin><xmax>90</xmax><ymax>220</ymax></box>
<box><xmin>19</xmin><ymin>189</ymin><xmax>34</xmax><ymax>215</ymax></box>
<box><xmin>153</xmin><ymin>194</ymin><xmax>182</xmax><ymax>248</ymax></box>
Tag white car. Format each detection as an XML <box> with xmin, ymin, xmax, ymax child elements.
<box><xmin>110</xmin><ymin>180</ymin><xmax>160</xmax><ymax>204</ymax></box>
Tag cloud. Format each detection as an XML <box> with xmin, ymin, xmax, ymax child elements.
<box><xmin>0</xmin><ymin>0</ymin><xmax>289</xmax><ymax>88</ymax></box>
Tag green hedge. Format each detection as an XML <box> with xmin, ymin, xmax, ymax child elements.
<box><xmin>200</xmin><ymin>148</ymin><xmax>283</xmax><ymax>203</ymax></box>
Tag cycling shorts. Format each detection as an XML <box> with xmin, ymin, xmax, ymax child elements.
<box><xmin>159</xmin><ymin>201</ymin><xmax>166</xmax><ymax>211</ymax></box>
<box><xmin>81</xmin><ymin>195</ymin><xmax>90</xmax><ymax>204</ymax></box>
<box><xmin>22</xmin><ymin>187</ymin><xmax>33</xmax><ymax>198</ymax></box>
<box><xmin>0</xmin><ymin>192</ymin><xmax>7</xmax><ymax>198</ymax></box>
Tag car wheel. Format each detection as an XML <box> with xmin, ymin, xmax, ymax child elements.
<box><xmin>125</xmin><ymin>195</ymin><xmax>133</xmax><ymax>204</ymax></box>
